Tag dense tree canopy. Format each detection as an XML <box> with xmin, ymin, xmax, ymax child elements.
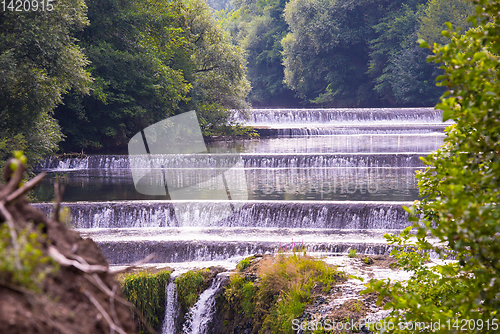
<box><xmin>225</xmin><ymin>0</ymin><xmax>300</xmax><ymax>106</ymax></box>
<box><xmin>227</xmin><ymin>0</ymin><xmax>475</xmax><ymax>107</ymax></box>
<box><xmin>55</xmin><ymin>0</ymin><xmax>250</xmax><ymax>152</ymax></box>
<box><xmin>0</xmin><ymin>0</ymin><xmax>92</xmax><ymax>164</ymax></box>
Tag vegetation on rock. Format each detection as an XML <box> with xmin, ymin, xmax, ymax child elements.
<box><xmin>221</xmin><ymin>253</ymin><xmax>345</xmax><ymax>334</ymax></box>
<box><xmin>119</xmin><ymin>269</ymin><xmax>171</xmax><ymax>333</ymax></box>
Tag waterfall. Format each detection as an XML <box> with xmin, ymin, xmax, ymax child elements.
<box><xmin>32</xmin><ymin>201</ymin><xmax>412</xmax><ymax>229</ymax></box>
<box><xmin>80</xmin><ymin>227</ymin><xmax>397</xmax><ymax>265</ymax></box>
<box><xmin>235</xmin><ymin>107</ymin><xmax>446</xmax><ymax>125</ymax></box>
<box><xmin>161</xmin><ymin>280</ymin><xmax>178</xmax><ymax>334</ymax></box>
<box><xmin>35</xmin><ymin>152</ymin><xmax>428</xmax><ymax>171</ymax></box>
<box><xmin>182</xmin><ymin>274</ymin><xmax>225</xmax><ymax>334</ymax></box>
<box><xmin>256</xmin><ymin>124</ymin><xmax>448</xmax><ymax>137</ymax></box>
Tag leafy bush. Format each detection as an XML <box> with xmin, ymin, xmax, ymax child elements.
<box><xmin>363</xmin><ymin>1</ymin><xmax>500</xmax><ymax>331</ymax></box>
<box><xmin>120</xmin><ymin>269</ymin><xmax>171</xmax><ymax>333</ymax></box>
<box><xmin>348</xmin><ymin>249</ymin><xmax>357</xmax><ymax>258</ymax></box>
<box><xmin>0</xmin><ymin>223</ymin><xmax>58</xmax><ymax>291</ymax></box>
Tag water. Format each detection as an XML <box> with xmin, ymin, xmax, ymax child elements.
<box><xmin>31</xmin><ymin>107</ymin><xmax>448</xmax><ymax>334</ymax></box>
<box><xmin>78</xmin><ymin>227</ymin><xmax>400</xmax><ymax>265</ymax></box>
<box><xmin>31</xmin><ymin>107</ymin><xmax>446</xmax><ymax>268</ymax></box>
<box><xmin>235</xmin><ymin>107</ymin><xmax>447</xmax><ymax>125</ymax></box>
<box><xmin>182</xmin><ymin>274</ymin><xmax>226</xmax><ymax>334</ymax></box>
<box><xmin>33</xmin><ymin>200</ymin><xmax>411</xmax><ymax>229</ymax></box>
<box><xmin>33</xmin><ymin>166</ymin><xmax>421</xmax><ymax>202</ymax></box>
<box><xmin>162</xmin><ymin>280</ymin><xmax>178</xmax><ymax>334</ymax></box>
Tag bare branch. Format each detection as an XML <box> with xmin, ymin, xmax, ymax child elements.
<box><xmin>48</xmin><ymin>246</ymin><xmax>109</xmax><ymax>273</ymax></box>
<box><xmin>195</xmin><ymin>65</ymin><xmax>219</xmax><ymax>73</ymax></box>
<box><xmin>0</xmin><ymin>161</ymin><xmax>25</xmax><ymax>200</ymax></box>
<box><xmin>6</xmin><ymin>172</ymin><xmax>46</xmax><ymax>203</ymax></box>
<box><xmin>83</xmin><ymin>273</ymin><xmax>158</xmax><ymax>334</ymax></box>
<box><xmin>83</xmin><ymin>290</ymin><xmax>128</xmax><ymax>334</ymax></box>
<box><xmin>108</xmin><ymin>253</ymin><xmax>156</xmax><ymax>274</ymax></box>
<box><xmin>110</xmin><ymin>285</ymin><xmax>121</xmax><ymax>329</ymax></box>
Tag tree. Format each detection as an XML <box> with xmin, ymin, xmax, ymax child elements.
<box><xmin>368</xmin><ymin>1</ymin><xmax>444</xmax><ymax>105</ymax></box>
<box><xmin>226</xmin><ymin>0</ymin><xmax>300</xmax><ymax>106</ymax></box>
<box><xmin>282</xmin><ymin>0</ymin><xmax>420</xmax><ymax>107</ymax></box>
<box><xmin>364</xmin><ymin>0</ymin><xmax>500</xmax><ymax>331</ymax></box>
<box><xmin>419</xmin><ymin>0</ymin><xmax>475</xmax><ymax>45</ymax></box>
<box><xmin>0</xmin><ymin>0</ymin><xmax>92</xmax><ymax>165</ymax></box>
<box><xmin>55</xmin><ymin>0</ymin><xmax>250</xmax><ymax>152</ymax></box>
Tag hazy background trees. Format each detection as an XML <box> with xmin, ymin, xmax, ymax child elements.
<box><xmin>229</xmin><ymin>0</ymin><xmax>474</xmax><ymax>107</ymax></box>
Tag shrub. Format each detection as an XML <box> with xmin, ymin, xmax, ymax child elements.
<box><xmin>348</xmin><ymin>249</ymin><xmax>357</xmax><ymax>258</ymax></box>
<box><xmin>0</xmin><ymin>223</ymin><xmax>58</xmax><ymax>291</ymax></box>
<box><xmin>120</xmin><ymin>269</ymin><xmax>171</xmax><ymax>333</ymax></box>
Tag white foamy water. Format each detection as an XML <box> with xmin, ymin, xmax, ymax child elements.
<box><xmin>161</xmin><ymin>281</ymin><xmax>178</xmax><ymax>334</ymax></box>
<box><xmin>182</xmin><ymin>274</ymin><xmax>226</xmax><ymax>334</ymax></box>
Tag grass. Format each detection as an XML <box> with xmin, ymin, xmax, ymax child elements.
<box><xmin>222</xmin><ymin>252</ymin><xmax>345</xmax><ymax>334</ymax></box>
<box><xmin>119</xmin><ymin>269</ymin><xmax>171</xmax><ymax>333</ymax></box>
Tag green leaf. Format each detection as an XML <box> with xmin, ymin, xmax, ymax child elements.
<box><xmin>442</xmin><ymin>108</ymin><xmax>455</xmax><ymax>121</ymax></box>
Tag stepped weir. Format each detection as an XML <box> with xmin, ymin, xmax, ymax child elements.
<box><xmin>34</xmin><ymin>107</ymin><xmax>446</xmax><ymax>333</ymax></box>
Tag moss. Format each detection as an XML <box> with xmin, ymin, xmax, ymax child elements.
<box><xmin>175</xmin><ymin>268</ymin><xmax>212</xmax><ymax>317</ymax></box>
<box><xmin>236</xmin><ymin>256</ymin><xmax>254</xmax><ymax>272</ymax></box>
<box><xmin>119</xmin><ymin>269</ymin><xmax>171</xmax><ymax>334</ymax></box>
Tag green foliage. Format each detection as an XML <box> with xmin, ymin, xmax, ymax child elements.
<box><xmin>175</xmin><ymin>268</ymin><xmax>211</xmax><ymax>315</ymax></box>
<box><xmin>419</xmin><ymin>0</ymin><xmax>475</xmax><ymax>45</ymax></box>
<box><xmin>0</xmin><ymin>0</ymin><xmax>91</xmax><ymax>162</ymax></box>
<box><xmin>226</xmin><ymin>0</ymin><xmax>300</xmax><ymax>107</ymax></box>
<box><xmin>56</xmin><ymin>0</ymin><xmax>250</xmax><ymax>152</ymax></box>
<box><xmin>236</xmin><ymin>256</ymin><xmax>253</xmax><ymax>271</ymax></box>
<box><xmin>223</xmin><ymin>253</ymin><xmax>345</xmax><ymax>333</ymax></box>
<box><xmin>363</xmin><ymin>0</ymin><xmax>500</xmax><ymax>331</ymax></box>
<box><xmin>0</xmin><ymin>223</ymin><xmax>58</xmax><ymax>292</ymax></box>
<box><xmin>362</xmin><ymin>257</ymin><xmax>374</xmax><ymax>265</ymax></box>
<box><xmin>368</xmin><ymin>0</ymin><xmax>445</xmax><ymax>106</ymax></box>
<box><xmin>120</xmin><ymin>269</ymin><xmax>171</xmax><ymax>333</ymax></box>
<box><xmin>348</xmin><ymin>249</ymin><xmax>357</xmax><ymax>258</ymax></box>
<box><xmin>224</xmin><ymin>273</ymin><xmax>258</xmax><ymax>316</ymax></box>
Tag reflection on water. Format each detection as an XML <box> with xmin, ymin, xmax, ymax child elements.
<box><xmin>33</xmin><ymin>167</ymin><xmax>421</xmax><ymax>202</ymax></box>
<box><xmin>33</xmin><ymin>112</ymin><xmax>444</xmax><ymax>203</ymax></box>
<box><xmin>207</xmin><ymin>134</ymin><xmax>444</xmax><ymax>153</ymax></box>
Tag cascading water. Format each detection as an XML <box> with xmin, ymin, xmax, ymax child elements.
<box><xmin>161</xmin><ymin>280</ymin><xmax>178</xmax><ymax>334</ymax></box>
<box><xmin>32</xmin><ymin>107</ymin><xmax>447</xmax><ymax>266</ymax></box>
<box><xmin>234</xmin><ymin>107</ymin><xmax>446</xmax><ymax>125</ymax></box>
<box><xmin>33</xmin><ymin>201</ymin><xmax>411</xmax><ymax>229</ymax></box>
<box><xmin>182</xmin><ymin>274</ymin><xmax>226</xmax><ymax>334</ymax></box>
